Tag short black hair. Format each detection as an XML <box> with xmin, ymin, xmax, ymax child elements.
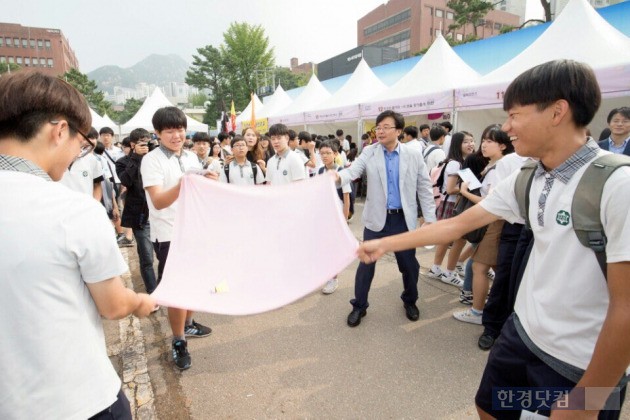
<box><xmin>288</xmin><ymin>129</ymin><xmax>297</xmax><ymax>140</ymax></box>
<box><xmin>298</xmin><ymin>131</ymin><xmax>312</xmax><ymax>142</ymax></box>
<box><xmin>230</xmin><ymin>135</ymin><xmax>246</xmax><ymax>148</ymax></box>
<box><xmin>403</xmin><ymin>126</ymin><xmax>418</xmax><ymax>138</ymax></box>
<box><xmin>217</xmin><ymin>132</ymin><xmax>228</xmax><ymax>142</ymax></box>
<box><xmin>320</xmin><ymin>140</ymin><xmax>338</xmax><ymax>153</ymax></box>
<box><xmin>376</xmin><ymin>110</ymin><xmax>404</xmax><ymax>129</ymax></box>
<box><xmin>87</xmin><ymin>127</ymin><xmax>99</xmax><ymax>139</ymax></box>
<box><xmin>485</xmin><ymin>125</ymin><xmax>514</xmax><ymax>156</ymax></box>
<box><xmin>121</xmin><ymin>136</ymin><xmax>132</xmax><ymax>148</ymax></box>
<box><xmin>152</xmin><ymin>107</ymin><xmax>187</xmax><ymax>132</ymax></box>
<box><xmin>429</xmin><ymin>126</ymin><xmax>446</xmax><ymax>142</ymax></box>
<box><xmin>503</xmin><ymin>59</ymin><xmax>601</xmax><ymax>128</ymax></box>
<box><xmin>439</xmin><ymin>121</ymin><xmax>453</xmax><ymax>132</ymax></box>
<box><xmin>607</xmin><ymin>107</ymin><xmax>630</xmax><ymax>124</ymax></box>
<box><xmin>99</xmin><ymin>126</ymin><xmax>114</xmax><ymax>136</ymax></box>
<box><xmin>192</xmin><ymin>132</ymin><xmax>211</xmax><ymax>143</ymax></box>
<box><xmin>129</xmin><ymin>128</ymin><xmax>151</xmax><ymax>143</ymax></box>
<box><xmin>419</xmin><ymin>124</ymin><xmax>430</xmax><ymax>132</ymax></box>
<box><xmin>336</xmin><ymin>129</ymin><xmax>344</xmax><ymax>137</ymax></box>
<box><xmin>269</xmin><ymin>123</ymin><xmax>290</xmax><ymax>137</ymax></box>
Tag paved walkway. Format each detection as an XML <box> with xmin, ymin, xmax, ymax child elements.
<box><xmin>106</xmin><ymin>199</ymin><xmax>629</xmax><ymax>419</ymax></box>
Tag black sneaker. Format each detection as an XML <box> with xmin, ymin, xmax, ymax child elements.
<box><xmin>172</xmin><ymin>339</ymin><xmax>191</xmax><ymax>370</ymax></box>
<box><xmin>478</xmin><ymin>334</ymin><xmax>496</xmax><ymax>351</ymax></box>
<box><xmin>184</xmin><ymin>320</ymin><xmax>212</xmax><ymax>338</ymax></box>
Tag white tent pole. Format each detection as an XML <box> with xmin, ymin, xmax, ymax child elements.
<box><xmin>452</xmin><ymin>89</ymin><xmax>458</xmax><ymax>131</ymax></box>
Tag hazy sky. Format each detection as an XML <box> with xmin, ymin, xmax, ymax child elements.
<box><xmin>4</xmin><ymin>0</ymin><xmax>543</xmax><ymax>73</ymax></box>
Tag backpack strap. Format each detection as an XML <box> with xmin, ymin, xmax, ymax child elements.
<box><xmin>252</xmin><ymin>163</ymin><xmax>258</xmax><ymax>182</ymax></box>
<box><xmin>514</xmin><ymin>161</ymin><xmax>537</xmax><ymax>229</ymax></box>
<box><xmin>223</xmin><ymin>162</ymin><xmax>230</xmax><ymax>183</ymax></box>
<box><xmin>572</xmin><ymin>154</ymin><xmax>630</xmax><ymax>280</ymax></box>
<box><xmin>318</xmin><ymin>166</ymin><xmax>326</xmax><ymax>175</ymax></box>
<box><xmin>423</xmin><ymin>145</ymin><xmax>438</xmax><ymax>161</ymax></box>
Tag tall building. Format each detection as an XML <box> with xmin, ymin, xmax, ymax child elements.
<box><xmin>357</xmin><ymin>0</ymin><xmax>521</xmax><ymax>59</ymax></box>
<box><xmin>550</xmin><ymin>0</ymin><xmax>623</xmax><ymax>18</ymax></box>
<box><xmin>317</xmin><ymin>45</ymin><xmax>398</xmax><ymax>81</ymax></box>
<box><xmin>0</xmin><ymin>23</ymin><xmax>79</xmax><ymax>76</ymax></box>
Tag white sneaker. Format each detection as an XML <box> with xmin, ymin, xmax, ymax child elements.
<box><xmin>453</xmin><ymin>308</ymin><xmax>482</xmax><ymax>325</ymax></box>
<box><xmin>487</xmin><ymin>269</ymin><xmax>495</xmax><ymax>281</ymax></box>
<box><xmin>439</xmin><ymin>272</ymin><xmax>464</xmax><ymax>289</ymax></box>
<box><xmin>322</xmin><ymin>278</ymin><xmax>338</xmax><ymax>294</ymax></box>
<box><xmin>427</xmin><ymin>267</ymin><xmax>442</xmax><ymax>279</ymax></box>
<box><xmin>455</xmin><ymin>264</ymin><xmax>465</xmax><ymax>277</ymax></box>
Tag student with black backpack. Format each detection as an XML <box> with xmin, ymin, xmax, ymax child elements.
<box><xmin>357</xmin><ymin>60</ymin><xmax>630</xmax><ymax>419</ymax></box>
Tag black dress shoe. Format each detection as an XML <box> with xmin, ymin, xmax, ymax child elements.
<box><xmin>404</xmin><ymin>303</ymin><xmax>420</xmax><ymax>321</ymax></box>
<box><xmin>478</xmin><ymin>333</ymin><xmax>496</xmax><ymax>351</ymax></box>
<box><xmin>347</xmin><ymin>308</ymin><xmax>367</xmax><ymax>327</ymax></box>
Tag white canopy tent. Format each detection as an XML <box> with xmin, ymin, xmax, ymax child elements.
<box><xmin>89</xmin><ymin>108</ymin><xmax>108</xmax><ymax>132</ymax></box>
<box><xmin>258</xmin><ymin>85</ymin><xmax>293</xmax><ymax>119</ymax></box>
<box><xmin>302</xmin><ymin>58</ymin><xmax>388</xmax><ymax>142</ymax></box>
<box><xmin>101</xmin><ymin>114</ymin><xmax>118</xmax><ymax>130</ymax></box>
<box><xmin>362</xmin><ymin>33</ymin><xmax>481</xmax><ymax>119</ymax></box>
<box><xmin>455</xmin><ymin>0</ymin><xmax>630</xmax><ymax>137</ymax></box>
<box><xmin>120</xmin><ymin>88</ymin><xmax>208</xmax><ymax>135</ymax></box>
<box><xmin>268</xmin><ymin>74</ymin><xmax>331</xmax><ymax>127</ymax></box>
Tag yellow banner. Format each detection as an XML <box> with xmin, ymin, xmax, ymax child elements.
<box><xmin>242</xmin><ymin>118</ymin><xmax>268</xmax><ymax>133</ymax></box>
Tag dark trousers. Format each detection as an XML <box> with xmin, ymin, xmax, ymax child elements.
<box><xmin>482</xmin><ymin>224</ymin><xmax>534</xmax><ymax>338</ymax></box>
<box><xmin>132</xmin><ymin>223</ymin><xmax>157</xmax><ymax>294</ymax></box>
<box><xmin>351</xmin><ymin>213</ymin><xmax>419</xmax><ymax>310</ymax></box>
<box><xmin>88</xmin><ymin>389</ymin><xmax>132</xmax><ymax>420</ymax></box>
<box><xmin>152</xmin><ymin>240</ymin><xmax>171</xmax><ymax>284</ymax></box>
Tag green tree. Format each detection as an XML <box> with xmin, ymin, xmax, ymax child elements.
<box><xmin>111</xmin><ymin>98</ymin><xmax>143</xmax><ymax>125</ymax></box>
<box><xmin>273</xmin><ymin>67</ymin><xmax>309</xmax><ymax>94</ymax></box>
<box><xmin>186</xmin><ymin>44</ymin><xmax>229</xmax><ymax>122</ymax></box>
<box><xmin>447</xmin><ymin>0</ymin><xmax>494</xmax><ymax>38</ymax></box>
<box><xmin>189</xmin><ymin>92</ymin><xmax>208</xmax><ymax>107</ymax></box>
<box><xmin>0</xmin><ymin>63</ymin><xmax>21</xmax><ymax>74</ymax></box>
<box><xmin>60</xmin><ymin>68</ymin><xmax>112</xmax><ymax>116</ymax></box>
<box><xmin>220</xmin><ymin>22</ymin><xmax>275</xmax><ymax>111</ymax></box>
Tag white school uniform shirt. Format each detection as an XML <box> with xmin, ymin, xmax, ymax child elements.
<box><xmin>219</xmin><ymin>160</ymin><xmax>265</xmax><ymax>185</ymax></box>
<box><xmin>59</xmin><ymin>153</ymin><xmax>104</xmax><ymax>196</ymax></box>
<box><xmin>481</xmin><ymin>144</ymin><xmax>630</xmax><ymax>374</ymax></box>
<box><xmin>140</xmin><ymin>146</ymin><xmax>201</xmax><ymax>242</ymax></box>
<box><xmin>265</xmin><ymin>149</ymin><xmax>306</xmax><ymax>185</ymax></box>
<box><xmin>0</xmin><ymin>167</ymin><xmax>126</xmax><ymax>419</ymax></box>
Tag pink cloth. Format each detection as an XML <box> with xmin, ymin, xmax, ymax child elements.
<box><xmin>151</xmin><ymin>173</ymin><xmax>359</xmax><ymax>315</ymax></box>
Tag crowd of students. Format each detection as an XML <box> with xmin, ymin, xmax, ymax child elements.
<box><xmin>2</xmin><ymin>60</ymin><xmax>630</xmax><ymax>419</ymax></box>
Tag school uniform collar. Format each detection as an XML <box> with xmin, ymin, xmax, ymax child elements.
<box><xmin>0</xmin><ymin>154</ymin><xmax>52</xmax><ymax>181</ymax></box>
<box><xmin>159</xmin><ymin>144</ymin><xmax>182</xmax><ymax>159</ymax></box>
<box><xmin>534</xmin><ymin>138</ymin><xmax>600</xmax><ymax>184</ymax></box>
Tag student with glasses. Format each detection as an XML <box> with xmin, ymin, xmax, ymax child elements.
<box><xmin>0</xmin><ymin>71</ymin><xmax>156</xmax><ymax>419</ymax></box>
<box><xmin>333</xmin><ymin>110</ymin><xmax>436</xmax><ymax>327</ymax></box>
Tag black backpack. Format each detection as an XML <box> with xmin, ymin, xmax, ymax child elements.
<box><xmin>224</xmin><ymin>162</ymin><xmax>258</xmax><ymax>184</ymax></box>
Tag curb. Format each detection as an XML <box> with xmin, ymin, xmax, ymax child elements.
<box><xmin>117</xmin><ymin>248</ymin><xmax>157</xmax><ymax>420</ymax></box>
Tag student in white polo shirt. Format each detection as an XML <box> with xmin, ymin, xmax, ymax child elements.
<box><xmin>0</xmin><ymin>71</ymin><xmax>156</xmax><ymax>420</ymax></box>
<box><xmin>219</xmin><ymin>135</ymin><xmax>265</xmax><ymax>185</ymax></box>
<box><xmin>59</xmin><ymin>126</ymin><xmax>104</xmax><ymax>201</ymax></box>
<box><xmin>141</xmin><ymin>107</ymin><xmax>217</xmax><ymax>370</ymax></box>
<box><xmin>357</xmin><ymin>60</ymin><xmax>630</xmax><ymax>419</ymax></box>
<box><xmin>265</xmin><ymin>124</ymin><xmax>307</xmax><ymax>185</ymax></box>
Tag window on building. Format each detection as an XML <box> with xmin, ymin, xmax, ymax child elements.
<box><xmin>494</xmin><ymin>22</ymin><xmax>502</xmax><ymax>30</ymax></box>
<box><xmin>426</xmin><ymin>6</ymin><xmax>433</xmax><ymax>16</ymax></box>
<box><xmin>0</xmin><ymin>38</ymin><xmax>3</xmax><ymax>47</ymax></box>
<box><xmin>436</xmin><ymin>9</ymin><xmax>444</xmax><ymax>17</ymax></box>
<box><xmin>8</xmin><ymin>57</ymin><xmax>14</xmax><ymax>64</ymax></box>
<box><xmin>45</xmin><ymin>40</ymin><xmax>51</xmax><ymax>49</ymax></box>
<box><xmin>29</xmin><ymin>39</ymin><xmax>35</xmax><ymax>48</ymax></box>
<box><xmin>13</xmin><ymin>38</ymin><xmax>20</xmax><ymax>48</ymax></box>
<box><xmin>435</xmin><ymin>29</ymin><xmax>441</xmax><ymax>37</ymax></box>
<box><xmin>430</xmin><ymin>27</ymin><xmax>433</xmax><ymax>36</ymax></box>
<box><xmin>446</xmin><ymin>11</ymin><xmax>454</xmax><ymax>20</ymax></box>
<box><xmin>24</xmin><ymin>57</ymin><xmax>30</xmax><ymax>66</ymax></box>
<box><xmin>0</xmin><ymin>57</ymin><xmax>6</xmax><ymax>64</ymax></box>
<box><xmin>369</xmin><ymin>30</ymin><xmax>411</xmax><ymax>59</ymax></box>
<box><xmin>6</xmin><ymin>38</ymin><xmax>12</xmax><ymax>47</ymax></box>
<box><xmin>16</xmin><ymin>57</ymin><xmax>23</xmax><ymax>65</ymax></box>
<box><xmin>37</xmin><ymin>39</ymin><xmax>43</xmax><ymax>49</ymax></box>
<box><xmin>456</xmin><ymin>33</ymin><xmax>463</xmax><ymax>41</ymax></box>
<box><xmin>364</xmin><ymin>9</ymin><xmax>411</xmax><ymax>37</ymax></box>
<box><xmin>21</xmin><ymin>39</ymin><xmax>28</xmax><ymax>48</ymax></box>
<box><xmin>446</xmin><ymin>32</ymin><xmax>453</xmax><ymax>39</ymax></box>
<box><xmin>47</xmin><ymin>58</ymin><xmax>53</xmax><ymax>67</ymax></box>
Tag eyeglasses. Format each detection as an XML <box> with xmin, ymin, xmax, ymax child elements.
<box><xmin>374</xmin><ymin>126</ymin><xmax>396</xmax><ymax>132</ymax></box>
<box><xmin>610</xmin><ymin>119</ymin><xmax>630</xmax><ymax>125</ymax></box>
<box><xmin>50</xmin><ymin>120</ymin><xmax>96</xmax><ymax>159</ymax></box>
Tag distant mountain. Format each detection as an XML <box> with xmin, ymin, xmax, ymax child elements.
<box><xmin>88</xmin><ymin>54</ymin><xmax>190</xmax><ymax>94</ymax></box>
